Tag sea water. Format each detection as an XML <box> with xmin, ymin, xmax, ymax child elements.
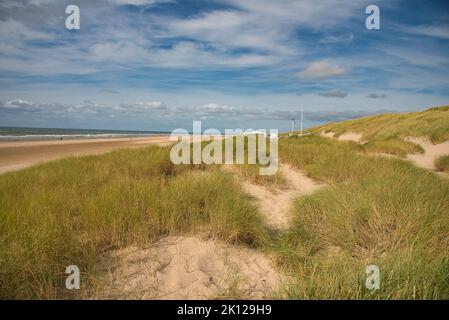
<box><xmin>0</xmin><ymin>126</ymin><xmax>169</xmax><ymax>141</ymax></box>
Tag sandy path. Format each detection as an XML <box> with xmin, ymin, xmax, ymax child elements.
<box><xmin>242</xmin><ymin>164</ymin><xmax>324</xmax><ymax>230</ymax></box>
<box><xmin>96</xmin><ymin>236</ymin><xmax>284</xmax><ymax>300</ymax></box>
<box><xmin>0</xmin><ymin>136</ymin><xmax>172</xmax><ymax>174</ymax></box>
<box><xmin>405</xmin><ymin>137</ymin><xmax>449</xmax><ymax>171</ymax></box>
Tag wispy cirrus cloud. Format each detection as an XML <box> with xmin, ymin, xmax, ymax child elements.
<box><xmin>403</xmin><ymin>24</ymin><xmax>449</xmax><ymax>40</ymax></box>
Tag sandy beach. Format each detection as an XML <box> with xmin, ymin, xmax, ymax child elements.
<box><xmin>0</xmin><ymin>136</ymin><xmax>172</xmax><ymax>174</ymax></box>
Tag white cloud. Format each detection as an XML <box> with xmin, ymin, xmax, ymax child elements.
<box><xmin>2</xmin><ymin>99</ymin><xmax>36</xmax><ymax>111</ymax></box>
<box><xmin>298</xmin><ymin>60</ymin><xmax>348</xmax><ymax>80</ymax></box>
<box><xmin>320</xmin><ymin>34</ymin><xmax>354</xmax><ymax>44</ymax></box>
<box><xmin>221</xmin><ymin>0</ymin><xmax>362</xmax><ymax>27</ymax></box>
<box><xmin>200</xmin><ymin>103</ymin><xmax>234</xmax><ymax>113</ymax></box>
<box><xmin>165</xmin><ymin>9</ymin><xmax>295</xmax><ymax>56</ymax></box>
<box><xmin>405</xmin><ymin>24</ymin><xmax>449</xmax><ymax>40</ymax></box>
<box><xmin>119</xmin><ymin>101</ymin><xmax>166</xmax><ymax>112</ymax></box>
<box><xmin>0</xmin><ymin>20</ymin><xmax>53</xmax><ymax>41</ymax></box>
<box><xmin>382</xmin><ymin>45</ymin><xmax>449</xmax><ymax>67</ymax></box>
<box><xmin>0</xmin><ymin>98</ymin><xmax>383</xmax><ymax>123</ymax></box>
<box><xmin>0</xmin><ymin>1</ymin><xmax>371</xmax><ymax>74</ymax></box>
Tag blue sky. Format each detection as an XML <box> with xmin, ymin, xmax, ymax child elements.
<box><xmin>0</xmin><ymin>0</ymin><xmax>449</xmax><ymax>132</ymax></box>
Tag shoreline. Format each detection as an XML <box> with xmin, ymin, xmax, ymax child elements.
<box><xmin>0</xmin><ymin>136</ymin><xmax>173</xmax><ymax>175</ymax></box>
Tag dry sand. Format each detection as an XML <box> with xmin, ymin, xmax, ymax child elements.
<box><xmin>0</xmin><ymin>136</ymin><xmax>172</xmax><ymax>174</ymax></box>
<box><xmin>338</xmin><ymin>132</ymin><xmax>364</xmax><ymax>143</ymax></box>
<box><xmin>321</xmin><ymin>131</ymin><xmax>364</xmax><ymax>143</ymax></box>
<box><xmin>405</xmin><ymin>137</ymin><xmax>449</xmax><ymax>171</ymax></box>
<box><xmin>242</xmin><ymin>164</ymin><xmax>324</xmax><ymax>230</ymax></box>
<box><xmin>96</xmin><ymin>236</ymin><xmax>285</xmax><ymax>300</ymax></box>
<box><xmin>321</xmin><ymin>131</ymin><xmax>335</xmax><ymax>139</ymax></box>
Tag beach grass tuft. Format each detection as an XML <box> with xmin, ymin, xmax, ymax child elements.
<box><xmin>0</xmin><ymin>145</ymin><xmax>268</xmax><ymax>299</ymax></box>
<box><xmin>435</xmin><ymin>155</ymin><xmax>449</xmax><ymax>173</ymax></box>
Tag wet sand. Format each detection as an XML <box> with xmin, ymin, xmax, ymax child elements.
<box><xmin>0</xmin><ymin>136</ymin><xmax>172</xmax><ymax>174</ymax></box>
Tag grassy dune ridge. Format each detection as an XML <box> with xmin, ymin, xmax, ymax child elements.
<box><xmin>277</xmin><ymin>136</ymin><xmax>449</xmax><ymax>299</ymax></box>
<box><xmin>310</xmin><ymin>105</ymin><xmax>449</xmax><ymax>143</ymax></box>
<box><xmin>307</xmin><ymin>105</ymin><xmax>449</xmax><ymax>157</ymax></box>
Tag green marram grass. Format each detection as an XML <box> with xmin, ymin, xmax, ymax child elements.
<box><xmin>1</xmin><ymin>108</ymin><xmax>449</xmax><ymax>300</ymax></box>
<box><xmin>435</xmin><ymin>155</ymin><xmax>449</xmax><ymax>173</ymax></box>
<box><xmin>305</xmin><ymin>105</ymin><xmax>449</xmax><ymax>157</ymax></box>
<box><xmin>308</xmin><ymin>105</ymin><xmax>449</xmax><ymax>144</ymax></box>
<box><xmin>0</xmin><ymin>145</ymin><xmax>268</xmax><ymax>299</ymax></box>
<box><xmin>276</xmin><ymin>136</ymin><xmax>449</xmax><ymax>299</ymax></box>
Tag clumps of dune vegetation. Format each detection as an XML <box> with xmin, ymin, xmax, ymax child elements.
<box><xmin>1</xmin><ymin>110</ymin><xmax>449</xmax><ymax>300</ymax></box>
<box><xmin>363</xmin><ymin>138</ymin><xmax>424</xmax><ymax>157</ymax></box>
<box><xmin>435</xmin><ymin>155</ymin><xmax>449</xmax><ymax>173</ymax></box>
<box><xmin>308</xmin><ymin>105</ymin><xmax>449</xmax><ymax>155</ymax></box>
<box><xmin>212</xmin><ymin>136</ymin><xmax>285</xmax><ymax>189</ymax></box>
<box><xmin>231</xmin><ymin>163</ymin><xmax>287</xmax><ymax>190</ymax></box>
<box><xmin>0</xmin><ymin>145</ymin><xmax>268</xmax><ymax>299</ymax></box>
<box><xmin>309</xmin><ymin>106</ymin><xmax>449</xmax><ymax>144</ymax></box>
<box><xmin>276</xmin><ymin>136</ymin><xmax>449</xmax><ymax>299</ymax></box>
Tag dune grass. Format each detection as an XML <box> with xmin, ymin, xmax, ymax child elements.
<box><xmin>308</xmin><ymin>105</ymin><xmax>449</xmax><ymax>147</ymax></box>
<box><xmin>231</xmin><ymin>163</ymin><xmax>286</xmax><ymax>189</ymax></box>
<box><xmin>275</xmin><ymin>136</ymin><xmax>449</xmax><ymax>299</ymax></box>
<box><xmin>435</xmin><ymin>155</ymin><xmax>449</xmax><ymax>173</ymax></box>
<box><xmin>1</xmin><ymin>129</ymin><xmax>448</xmax><ymax>299</ymax></box>
<box><xmin>363</xmin><ymin>138</ymin><xmax>424</xmax><ymax>157</ymax></box>
<box><xmin>304</xmin><ymin>108</ymin><xmax>446</xmax><ymax>157</ymax></box>
<box><xmin>199</xmin><ymin>136</ymin><xmax>285</xmax><ymax>188</ymax></box>
<box><xmin>0</xmin><ymin>145</ymin><xmax>268</xmax><ymax>299</ymax></box>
